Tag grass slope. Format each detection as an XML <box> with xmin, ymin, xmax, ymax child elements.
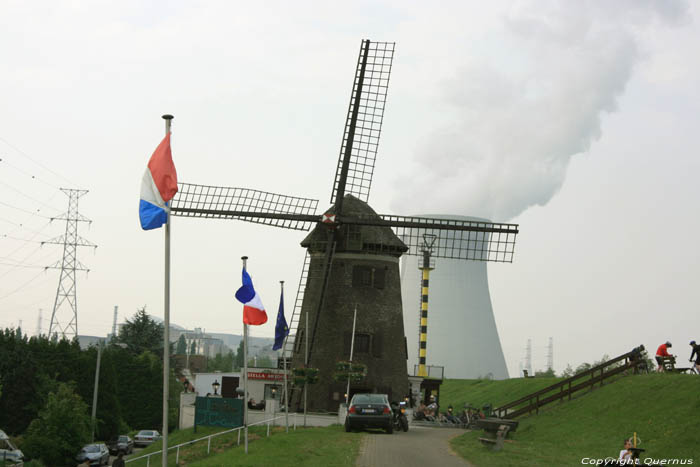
<box><xmin>124</xmin><ymin>425</ymin><xmax>362</xmax><ymax>466</ymax></box>
<box><xmin>439</xmin><ymin>376</ymin><xmax>561</xmax><ymax>411</ymax></box>
<box><xmin>190</xmin><ymin>425</ymin><xmax>363</xmax><ymax>467</ymax></box>
<box><xmin>449</xmin><ymin>373</ymin><xmax>700</xmax><ymax>466</ymax></box>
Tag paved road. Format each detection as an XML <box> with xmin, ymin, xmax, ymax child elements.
<box><xmin>356</xmin><ymin>426</ymin><xmax>471</xmax><ymax>467</ymax></box>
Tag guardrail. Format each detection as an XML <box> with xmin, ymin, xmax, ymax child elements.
<box><xmin>411</xmin><ymin>365</ymin><xmax>444</xmax><ymax>380</ymax></box>
<box><xmin>493</xmin><ymin>345</ymin><xmax>646</xmax><ymax>419</ymax></box>
<box><xmin>125</xmin><ymin>413</ymin><xmax>296</xmax><ymax>465</ymax></box>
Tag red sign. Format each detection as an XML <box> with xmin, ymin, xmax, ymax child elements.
<box><xmin>247</xmin><ymin>371</ymin><xmax>285</xmax><ymax>381</ymax></box>
<box><xmin>322</xmin><ymin>213</ymin><xmax>336</xmax><ymax>224</ymax></box>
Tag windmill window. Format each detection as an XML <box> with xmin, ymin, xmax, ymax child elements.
<box><xmin>352</xmin><ymin>266</ymin><xmax>372</xmax><ymax>287</ymax></box>
<box><xmin>354</xmin><ymin>333</ymin><xmax>370</xmax><ymax>354</ymax></box>
<box><xmin>347</xmin><ymin>225</ymin><xmax>362</xmax><ymax>250</ymax></box>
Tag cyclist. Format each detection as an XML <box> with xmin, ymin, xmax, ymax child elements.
<box><xmin>689</xmin><ymin>341</ymin><xmax>700</xmax><ymax>374</ymax></box>
<box><xmin>655</xmin><ymin>341</ymin><xmax>672</xmax><ymax>372</ymax></box>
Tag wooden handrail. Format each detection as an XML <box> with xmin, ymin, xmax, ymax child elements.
<box><xmin>494</xmin><ymin>345</ymin><xmax>645</xmax><ymax>418</ymax></box>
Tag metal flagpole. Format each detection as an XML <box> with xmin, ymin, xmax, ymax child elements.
<box><xmin>241</xmin><ymin>256</ymin><xmax>249</xmax><ymax>454</ymax></box>
<box><xmin>162</xmin><ymin>114</ymin><xmax>173</xmax><ymax>467</ymax></box>
<box><xmin>345</xmin><ymin>305</ymin><xmax>357</xmax><ymax>407</ymax></box>
<box><xmin>304</xmin><ymin>310</ymin><xmax>308</xmax><ymax>428</ymax></box>
<box><xmin>281</xmin><ymin>281</ymin><xmax>289</xmax><ymax>433</ymax></box>
<box><xmin>90</xmin><ymin>339</ymin><xmax>103</xmax><ymax>442</ymax></box>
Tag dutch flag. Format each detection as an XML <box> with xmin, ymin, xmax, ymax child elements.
<box><xmin>235</xmin><ymin>268</ymin><xmax>268</xmax><ymax>326</ymax></box>
<box><xmin>139</xmin><ymin>133</ymin><xmax>178</xmax><ymax>230</ymax></box>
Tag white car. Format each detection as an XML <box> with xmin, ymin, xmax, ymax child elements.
<box><xmin>134</xmin><ymin>430</ymin><xmax>161</xmax><ymax>447</ymax></box>
<box><xmin>0</xmin><ymin>429</ymin><xmax>23</xmax><ymax>463</ymax></box>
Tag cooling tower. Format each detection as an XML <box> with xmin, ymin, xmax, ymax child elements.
<box><xmin>400</xmin><ymin>215</ymin><xmax>509</xmax><ymax>380</ymax></box>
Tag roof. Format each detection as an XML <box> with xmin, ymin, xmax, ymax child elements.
<box><xmin>301</xmin><ymin>194</ymin><xmax>407</xmax><ymax>256</ymax></box>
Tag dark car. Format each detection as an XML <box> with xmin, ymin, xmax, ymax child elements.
<box><xmin>107</xmin><ymin>435</ymin><xmax>134</xmax><ymax>455</ymax></box>
<box><xmin>75</xmin><ymin>443</ymin><xmax>109</xmax><ymax>466</ymax></box>
<box><xmin>345</xmin><ymin>393</ymin><xmax>393</xmax><ymax>433</ymax></box>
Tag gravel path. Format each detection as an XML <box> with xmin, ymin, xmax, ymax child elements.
<box><xmin>355</xmin><ymin>426</ymin><xmax>471</xmax><ymax>467</ymax></box>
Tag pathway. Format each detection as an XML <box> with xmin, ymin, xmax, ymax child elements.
<box><xmin>356</xmin><ymin>426</ymin><xmax>470</xmax><ymax>467</ymax></box>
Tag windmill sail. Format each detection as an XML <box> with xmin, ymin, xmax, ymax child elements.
<box><xmin>331</xmin><ymin>40</ymin><xmax>395</xmax><ymax>205</ymax></box>
<box><xmin>171</xmin><ymin>182</ymin><xmax>319</xmax><ymax>231</ymax></box>
<box><xmin>379</xmin><ymin>214</ymin><xmax>518</xmax><ymax>262</ymax></box>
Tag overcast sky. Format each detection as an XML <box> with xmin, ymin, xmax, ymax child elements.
<box><xmin>1</xmin><ymin>0</ymin><xmax>698</xmax><ymax>377</ymax></box>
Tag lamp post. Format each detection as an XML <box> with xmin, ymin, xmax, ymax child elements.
<box><xmin>212</xmin><ymin>379</ymin><xmax>220</xmax><ymax>396</ymax></box>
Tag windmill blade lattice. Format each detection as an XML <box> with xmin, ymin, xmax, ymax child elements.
<box><xmin>380</xmin><ymin>215</ymin><xmax>519</xmax><ymax>262</ymax></box>
<box><xmin>171</xmin><ymin>182</ymin><xmax>319</xmax><ymax>231</ymax></box>
<box><xmin>331</xmin><ymin>40</ymin><xmax>394</xmax><ymax>205</ymax></box>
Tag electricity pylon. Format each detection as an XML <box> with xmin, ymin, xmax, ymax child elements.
<box><xmin>44</xmin><ymin>188</ymin><xmax>97</xmax><ymax>339</ymax></box>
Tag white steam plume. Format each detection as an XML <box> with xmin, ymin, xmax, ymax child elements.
<box><xmin>392</xmin><ymin>0</ymin><xmax>689</xmax><ymax>221</ymax></box>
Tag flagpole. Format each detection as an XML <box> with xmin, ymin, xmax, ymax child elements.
<box><xmin>304</xmin><ymin>310</ymin><xmax>308</xmax><ymax>428</ymax></box>
<box><xmin>281</xmin><ymin>280</ymin><xmax>289</xmax><ymax>433</ymax></box>
<box><xmin>161</xmin><ymin>114</ymin><xmax>173</xmax><ymax>467</ymax></box>
<box><xmin>345</xmin><ymin>304</ymin><xmax>358</xmax><ymax>407</ymax></box>
<box><xmin>241</xmin><ymin>256</ymin><xmax>249</xmax><ymax>455</ymax></box>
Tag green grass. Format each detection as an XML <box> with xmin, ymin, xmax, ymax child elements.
<box><xmin>439</xmin><ymin>376</ymin><xmax>562</xmax><ymax>411</ymax></box>
<box><xmin>125</xmin><ymin>424</ymin><xmax>363</xmax><ymax>466</ymax></box>
<box><xmin>449</xmin><ymin>373</ymin><xmax>700</xmax><ymax>466</ymax></box>
<box><xmin>126</xmin><ymin>425</ymin><xmax>242</xmax><ymax>466</ymax></box>
<box><xmin>190</xmin><ymin>425</ymin><xmax>363</xmax><ymax>467</ymax></box>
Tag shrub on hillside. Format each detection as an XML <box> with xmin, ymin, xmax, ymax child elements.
<box><xmin>23</xmin><ymin>382</ymin><xmax>91</xmax><ymax>466</ymax></box>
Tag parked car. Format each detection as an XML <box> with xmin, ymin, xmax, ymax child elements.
<box><xmin>75</xmin><ymin>443</ymin><xmax>109</xmax><ymax>466</ymax></box>
<box><xmin>134</xmin><ymin>430</ymin><xmax>161</xmax><ymax>447</ymax></box>
<box><xmin>0</xmin><ymin>429</ymin><xmax>24</xmax><ymax>463</ymax></box>
<box><xmin>107</xmin><ymin>435</ymin><xmax>134</xmax><ymax>455</ymax></box>
<box><xmin>345</xmin><ymin>393</ymin><xmax>393</xmax><ymax>433</ymax></box>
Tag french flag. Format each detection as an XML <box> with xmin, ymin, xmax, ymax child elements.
<box><xmin>235</xmin><ymin>268</ymin><xmax>268</xmax><ymax>326</ymax></box>
<box><xmin>139</xmin><ymin>133</ymin><xmax>178</xmax><ymax>230</ymax></box>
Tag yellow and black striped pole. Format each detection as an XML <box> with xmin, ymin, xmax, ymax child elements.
<box><xmin>418</xmin><ymin>249</ymin><xmax>434</xmax><ymax>377</ymax></box>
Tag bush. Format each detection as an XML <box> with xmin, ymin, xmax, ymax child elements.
<box><xmin>22</xmin><ymin>383</ymin><xmax>91</xmax><ymax>466</ymax></box>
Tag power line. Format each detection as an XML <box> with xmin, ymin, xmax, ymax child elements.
<box><xmin>0</xmin><ymin>136</ymin><xmax>78</xmax><ymax>188</ymax></box>
<box><xmin>0</xmin><ymin>221</ymin><xmax>54</xmax><ymax>264</ymax></box>
<box><xmin>0</xmin><ymin>262</ymin><xmax>46</xmax><ymax>269</ymax></box>
<box><xmin>0</xmin><ymin>157</ymin><xmax>61</xmax><ymax>190</ymax></box>
<box><xmin>1</xmin><ymin>234</ymin><xmax>48</xmax><ymax>243</ymax></box>
<box><xmin>0</xmin><ymin>180</ymin><xmax>63</xmax><ymax>215</ymax></box>
<box><xmin>0</xmin><ymin>200</ymin><xmax>53</xmax><ymax>219</ymax></box>
<box><xmin>0</xmin><ymin>269</ymin><xmax>50</xmax><ymax>300</ymax></box>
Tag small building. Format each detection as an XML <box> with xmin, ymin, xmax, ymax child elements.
<box><xmin>192</xmin><ymin>368</ymin><xmax>287</xmax><ymax>403</ymax></box>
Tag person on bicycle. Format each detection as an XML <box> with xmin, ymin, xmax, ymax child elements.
<box><xmin>655</xmin><ymin>341</ymin><xmax>672</xmax><ymax>372</ymax></box>
<box><xmin>689</xmin><ymin>341</ymin><xmax>700</xmax><ymax>374</ymax></box>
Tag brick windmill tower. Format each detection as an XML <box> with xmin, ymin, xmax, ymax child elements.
<box><xmin>170</xmin><ymin>39</ymin><xmax>520</xmax><ymax>411</ymax></box>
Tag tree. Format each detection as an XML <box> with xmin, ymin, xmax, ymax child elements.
<box><xmin>190</xmin><ymin>341</ymin><xmax>196</xmax><ymax>355</ymax></box>
<box><xmin>23</xmin><ymin>383</ymin><xmax>91</xmax><ymax>466</ymax></box>
<box><xmin>575</xmin><ymin>362</ymin><xmax>592</xmax><ymax>374</ymax></box>
<box><xmin>561</xmin><ymin>364</ymin><xmax>574</xmax><ymax>378</ymax></box>
<box><xmin>234</xmin><ymin>340</ymin><xmax>244</xmax><ymax>370</ymax></box>
<box><xmin>116</xmin><ymin>307</ymin><xmax>164</xmax><ymax>355</ymax></box>
<box><xmin>535</xmin><ymin>368</ymin><xmax>556</xmax><ymax>377</ymax></box>
<box><xmin>176</xmin><ymin>335</ymin><xmax>187</xmax><ymax>355</ymax></box>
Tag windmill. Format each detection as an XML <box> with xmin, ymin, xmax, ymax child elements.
<box><xmin>170</xmin><ymin>39</ymin><xmax>519</xmax><ymax>411</ymax></box>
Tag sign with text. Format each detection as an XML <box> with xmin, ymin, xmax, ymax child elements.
<box><xmin>248</xmin><ymin>371</ymin><xmax>285</xmax><ymax>381</ymax></box>
<box><xmin>194</xmin><ymin>396</ymin><xmax>243</xmax><ymax>429</ymax></box>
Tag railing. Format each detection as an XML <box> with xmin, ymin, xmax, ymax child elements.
<box><xmin>411</xmin><ymin>364</ymin><xmax>444</xmax><ymax>380</ymax></box>
<box><xmin>494</xmin><ymin>345</ymin><xmax>646</xmax><ymax>419</ymax></box>
<box><xmin>125</xmin><ymin>413</ymin><xmax>296</xmax><ymax>465</ymax></box>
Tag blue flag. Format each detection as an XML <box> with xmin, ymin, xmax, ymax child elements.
<box><xmin>272</xmin><ymin>289</ymin><xmax>289</xmax><ymax>350</ymax></box>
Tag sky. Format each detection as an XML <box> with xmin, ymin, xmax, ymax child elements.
<box><xmin>0</xmin><ymin>0</ymin><xmax>698</xmax><ymax>377</ymax></box>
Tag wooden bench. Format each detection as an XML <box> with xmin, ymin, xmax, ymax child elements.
<box><xmin>476</xmin><ymin>417</ymin><xmax>519</xmax><ymax>433</ymax></box>
<box><xmin>476</xmin><ymin>418</ymin><xmax>519</xmax><ymax>452</ymax></box>
<box><xmin>660</xmin><ymin>356</ymin><xmax>692</xmax><ymax>373</ymax></box>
